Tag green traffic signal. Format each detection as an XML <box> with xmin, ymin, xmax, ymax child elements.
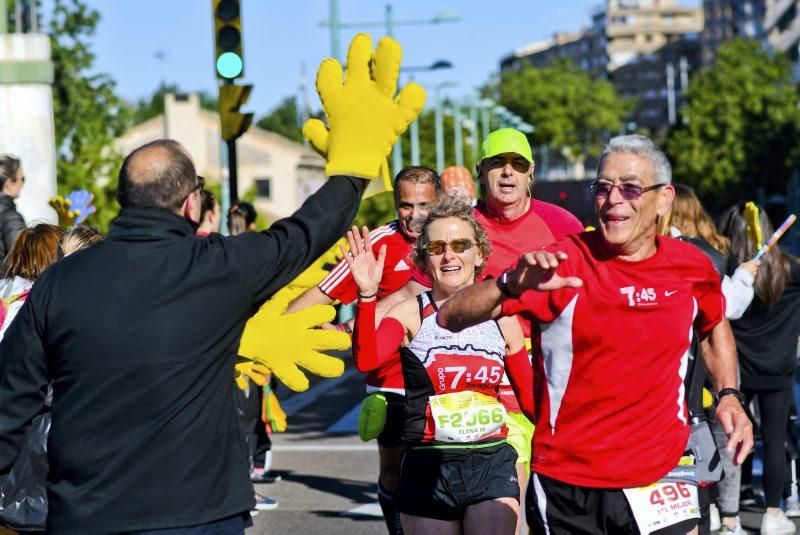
<box><xmin>216</xmin><ymin>52</ymin><xmax>243</xmax><ymax>79</ymax></box>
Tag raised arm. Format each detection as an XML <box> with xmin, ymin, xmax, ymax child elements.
<box><xmin>498</xmin><ymin>315</ymin><xmax>534</xmax><ymax>422</ymax></box>
<box><xmin>438</xmin><ymin>250</ymin><xmax>582</xmax><ymax>332</ymax></box>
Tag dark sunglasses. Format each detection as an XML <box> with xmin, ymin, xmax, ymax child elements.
<box><xmin>424</xmin><ymin>238</ymin><xmax>476</xmax><ymax>255</ymax></box>
<box><xmin>484</xmin><ymin>156</ymin><xmax>531</xmax><ymax>174</ymax></box>
<box><xmin>589</xmin><ymin>181</ymin><xmax>665</xmax><ymax>201</ymax></box>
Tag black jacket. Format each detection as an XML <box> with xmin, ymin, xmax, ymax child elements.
<box><xmin>0</xmin><ymin>175</ymin><xmax>366</xmax><ymax>532</ymax></box>
<box><xmin>0</xmin><ymin>194</ymin><xmax>25</xmax><ymax>260</ymax></box>
<box><xmin>732</xmin><ymin>260</ymin><xmax>800</xmax><ymax>390</ymax></box>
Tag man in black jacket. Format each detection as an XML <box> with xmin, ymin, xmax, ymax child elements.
<box><xmin>0</xmin><ymin>34</ymin><xmax>425</xmax><ymax>533</ymax></box>
<box><xmin>0</xmin><ymin>154</ymin><xmax>27</xmax><ymax>259</ymax></box>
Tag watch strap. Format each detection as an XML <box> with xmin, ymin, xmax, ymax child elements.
<box><xmin>716</xmin><ymin>388</ymin><xmax>745</xmax><ymax>406</ymax></box>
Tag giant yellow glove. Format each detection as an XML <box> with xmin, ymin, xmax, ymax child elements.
<box><xmin>238</xmin><ymin>294</ymin><xmax>351</xmax><ymax>392</ymax></box>
<box><xmin>234</xmin><ymin>358</ymin><xmax>270</xmax><ymax>391</ymax></box>
<box><xmin>303</xmin><ymin>33</ymin><xmax>426</xmax><ymax>196</ymax></box>
<box><xmin>744</xmin><ymin>201</ymin><xmax>763</xmax><ymax>250</ymax></box>
<box><xmin>277</xmin><ymin>238</ymin><xmax>350</xmax><ymax>301</ymax></box>
<box><xmin>49</xmin><ymin>195</ymin><xmax>79</xmax><ymax>228</ymax></box>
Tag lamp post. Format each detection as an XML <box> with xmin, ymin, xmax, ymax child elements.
<box><xmin>434</xmin><ymin>81</ymin><xmax>458</xmax><ymax>171</ymax></box>
<box><xmin>401</xmin><ymin>60</ymin><xmax>453</xmax><ymax>166</ymax></box>
<box><xmin>320</xmin><ymin>3</ymin><xmax>459</xmax><ymax>175</ymax></box>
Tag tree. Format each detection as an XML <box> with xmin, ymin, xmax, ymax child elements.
<box><xmin>667</xmin><ymin>39</ymin><xmax>800</xmax><ymax>212</ymax></box>
<box><xmin>255</xmin><ymin>97</ymin><xmax>303</xmax><ymax>143</ymax></box>
<box><xmin>49</xmin><ymin>0</ymin><xmax>131</xmax><ymax>230</ymax></box>
<box><xmin>494</xmin><ymin>59</ymin><xmax>630</xmax><ymax>177</ymax></box>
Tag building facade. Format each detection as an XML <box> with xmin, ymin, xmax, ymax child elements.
<box><xmin>702</xmin><ymin>0</ymin><xmax>767</xmax><ymax>65</ymax></box>
<box><xmin>499</xmin><ymin>0</ymin><xmax>703</xmax><ymax>132</ymax></box>
<box><xmin>115</xmin><ymin>93</ymin><xmax>325</xmax><ymax>224</ymax></box>
<box><xmin>765</xmin><ymin>0</ymin><xmax>800</xmax><ymax>77</ymax></box>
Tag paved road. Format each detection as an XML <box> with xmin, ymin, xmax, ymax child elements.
<box><xmin>248</xmin><ymin>356</ymin><xmax>387</xmax><ymax>534</ymax></box>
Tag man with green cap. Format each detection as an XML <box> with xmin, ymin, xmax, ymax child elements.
<box><xmin>396</xmin><ymin>127</ymin><xmax>583</xmax><ymax>532</ymax></box>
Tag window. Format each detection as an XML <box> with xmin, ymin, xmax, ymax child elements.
<box><xmin>255</xmin><ymin>178</ymin><xmax>272</xmax><ymax>199</ymax></box>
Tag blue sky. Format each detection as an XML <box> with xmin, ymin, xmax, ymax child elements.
<box><xmin>68</xmin><ymin>0</ymin><xmax>694</xmax><ymax>119</ymax></box>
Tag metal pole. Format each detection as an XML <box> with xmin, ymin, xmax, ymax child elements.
<box><xmin>410</xmin><ymin>118</ymin><xmax>420</xmax><ymax>165</ymax></box>
<box><xmin>435</xmin><ymin>88</ymin><xmax>445</xmax><ymax>171</ymax></box>
<box><xmin>15</xmin><ymin>0</ymin><xmax>22</xmax><ymax>33</ymax></box>
<box><xmin>30</xmin><ymin>0</ymin><xmax>36</xmax><ymax>33</ymax></box>
<box><xmin>481</xmin><ymin>105</ymin><xmax>490</xmax><ymax>142</ymax></box>
<box><xmin>454</xmin><ymin>102</ymin><xmax>463</xmax><ymax>167</ymax></box>
<box><xmin>0</xmin><ymin>0</ymin><xmax>7</xmax><ymax>34</ymax></box>
<box><xmin>329</xmin><ymin>0</ymin><xmax>341</xmax><ymax>61</ymax></box>
<box><xmin>386</xmin><ymin>5</ymin><xmax>403</xmax><ymax>175</ymax></box>
<box><xmin>470</xmin><ymin>99</ymin><xmax>479</xmax><ymax>158</ymax></box>
<box><xmin>666</xmin><ymin>62</ymin><xmax>676</xmax><ymax>126</ymax></box>
<box><xmin>227</xmin><ymin>139</ymin><xmax>239</xmax><ymax>202</ymax></box>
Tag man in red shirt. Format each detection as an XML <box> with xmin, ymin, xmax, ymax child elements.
<box><xmin>287</xmin><ymin>166</ymin><xmax>441</xmax><ymax>534</ymax></box>
<box><xmin>437</xmin><ymin>134</ymin><xmax>753</xmax><ymax>534</ymax></box>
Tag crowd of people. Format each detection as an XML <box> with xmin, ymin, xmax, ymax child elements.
<box><xmin>0</xmin><ymin>33</ymin><xmax>798</xmax><ymax>535</ymax></box>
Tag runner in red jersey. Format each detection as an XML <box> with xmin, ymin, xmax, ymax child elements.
<box><xmin>438</xmin><ymin>135</ymin><xmax>753</xmax><ymax>535</ymax></box>
<box><xmin>287</xmin><ymin>166</ymin><xmax>441</xmax><ymax>535</ymax></box>
<box><xmin>347</xmin><ymin>194</ymin><xmax>532</xmax><ymax>534</ymax></box>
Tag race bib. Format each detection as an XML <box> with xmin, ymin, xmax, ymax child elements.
<box><xmin>429</xmin><ymin>391</ymin><xmax>506</xmax><ymax>443</ymax></box>
<box><xmin>623</xmin><ymin>482</ymin><xmax>699</xmax><ymax>534</ymax></box>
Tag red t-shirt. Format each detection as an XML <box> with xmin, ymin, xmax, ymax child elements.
<box><xmin>502</xmin><ymin>232</ymin><xmax>724</xmax><ymax>488</ymax></box>
<box><xmin>319</xmin><ymin>220</ymin><xmax>412</xmax><ymax>392</ymax></box>
<box><xmin>411</xmin><ymin>199</ymin><xmax>583</xmax><ymax>410</ymax></box>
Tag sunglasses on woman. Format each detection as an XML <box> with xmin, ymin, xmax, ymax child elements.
<box><xmin>424</xmin><ymin>239</ymin><xmax>476</xmax><ymax>255</ymax></box>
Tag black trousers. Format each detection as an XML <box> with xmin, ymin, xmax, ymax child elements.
<box><xmin>744</xmin><ymin>387</ymin><xmax>794</xmax><ymax>508</ymax></box>
<box><xmin>234</xmin><ymin>383</ymin><xmax>272</xmax><ymax>469</ymax></box>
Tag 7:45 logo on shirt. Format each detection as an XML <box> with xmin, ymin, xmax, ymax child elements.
<box><xmin>619</xmin><ymin>286</ymin><xmax>657</xmax><ymax>307</ymax></box>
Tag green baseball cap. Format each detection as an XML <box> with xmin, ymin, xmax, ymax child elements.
<box><xmin>481</xmin><ymin>128</ymin><xmax>534</xmax><ymax>164</ymax></box>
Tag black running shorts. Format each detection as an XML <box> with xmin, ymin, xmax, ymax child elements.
<box><xmin>395</xmin><ymin>442</ymin><xmax>519</xmax><ymax>521</ymax></box>
<box><xmin>526</xmin><ymin>473</ymin><xmax>698</xmax><ymax>535</ymax></box>
<box><xmin>377</xmin><ymin>392</ymin><xmax>405</xmax><ymax>448</ymax></box>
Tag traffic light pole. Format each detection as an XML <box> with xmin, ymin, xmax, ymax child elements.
<box><xmin>226</xmin><ymin>137</ymin><xmax>239</xmax><ymax>202</ymax></box>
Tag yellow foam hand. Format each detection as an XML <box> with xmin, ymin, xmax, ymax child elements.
<box><xmin>303</xmin><ymin>33</ymin><xmax>426</xmax><ymax>193</ymax></box>
<box><xmin>744</xmin><ymin>201</ymin><xmax>763</xmax><ymax>250</ymax></box>
<box><xmin>238</xmin><ymin>294</ymin><xmax>351</xmax><ymax>392</ymax></box>
<box><xmin>234</xmin><ymin>358</ymin><xmax>271</xmax><ymax>391</ymax></box>
<box><xmin>49</xmin><ymin>195</ymin><xmax>80</xmax><ymax>228</ymax></box>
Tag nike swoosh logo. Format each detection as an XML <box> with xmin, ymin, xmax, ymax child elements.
<box><xmin>665</xmin><ymin>290</ymin><xmax>678</xmax><ymax>297</ymax></box>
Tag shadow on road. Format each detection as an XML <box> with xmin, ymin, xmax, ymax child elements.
<box><xmin>284</xmin><ymin>473</ymin><xmax>377</xmax><ymax>505</ymax></box>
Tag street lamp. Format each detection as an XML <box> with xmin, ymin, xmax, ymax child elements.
<box><xmin>435</xmin><ymin>81</ymin><xmax>458</xmax><ymax>171</ymax></box>
<box><xmin>403</xmin><ymin>60</ymin><xmax>454</xmax><ymax>166</ymax></box>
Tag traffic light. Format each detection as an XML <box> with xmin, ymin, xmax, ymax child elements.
<box><xmin>213</xmin><ymin>0</ymin><xmax>244</xmax><ymax>80</ymax></box>
<box><xmin>219</xmin><ymin>84</ymin><xmax>253</xmax><ymax>142</ymax></box>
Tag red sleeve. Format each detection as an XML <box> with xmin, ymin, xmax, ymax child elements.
<box><xmin>505</xmin><ymin>346</ymin><xmax>534</xmax><ymax>422</ymax></box>
<box><xmin>693</xmin><ymin>258</ymin><xmax>725</xmax><ymax>335</ymax></box>
<box><xmin>533</xmin><ymin>200</ymin><xmax>584</xmax><ymax>239</ymax></box>
<box><xmin>410</xmin><ymin>265</ymin><xmax>433</xmax><ymax>288</ymax></box>
<box><xmin>318</xmin><ymin>257</ymin><xmax>358</xmax><ymax>304</ymax></box>
<box><xmin>352</xmin><ymin>299</ymin><xmax>405</xmax><ymax>372</ymax></box>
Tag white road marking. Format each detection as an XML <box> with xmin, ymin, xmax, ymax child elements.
<box><xmin>341</xmin><ymin>501</ymin><xmax>384</xmax><ymax>518</ymax></box>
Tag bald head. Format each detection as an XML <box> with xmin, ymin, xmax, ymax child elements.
<box><xmin>117</xmin><ymin>140</ymin><xmax>198</xmax><ymax>212</ymax></box>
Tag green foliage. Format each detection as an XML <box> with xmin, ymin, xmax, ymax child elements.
<box><xmin>131</xmin><ymin>82</ymin><xmax>218</xmax><ymax>126</ymax></box>
<box><xmin>49</xmin><ymin>0</ymin><xmax>131</xmax><ymax>231</ymax></box>
<box><xmin>494</xmin><ymin>59</ymin><xmax>631</xmax><ymax>164</ymax></box>
<box><xmin>353</xmin><ymin>192</ymin><xmax>395</xmax><ymax>230</ymax></box>
<box><xmin>667</xmin><ymin>39</ymin><xmax>800</xmax><ymax>212</ymax></box>
<box><xmin>255</xmin><ymin>97</ymin><xmax>303</xmax><ymax>143</ymax></box>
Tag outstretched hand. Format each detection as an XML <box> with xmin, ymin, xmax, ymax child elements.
<box><xmin>303</xmin><ymin>33</ymin><xmax>426</xmax><ymax>192</ymax></box>
<box><xmin>507</xmin><ymin>251</ymin><xmax>583</xmax><ymax>294</ymax></box>
<box><xmin>340</xmin><ymin>226</ymin><xmax>387</xmax><ymax>298</ymax></box>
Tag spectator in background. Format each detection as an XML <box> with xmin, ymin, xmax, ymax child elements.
<box><xmin>197</xmin><ymin>186</ymin><xmax>220</xmax><ymax>237</ymax></box>
<box><xmin>719</xmin><ymin>203</ymin><xmax>800</xmax><ymax>535</ymax></box>
<box><xmin>0</xmin><ymin>155</ymin><xmax>27</xmax><ymax>260</ymax></box>
<box><xmin>228</xmin><ymin>201</ymin><xmax>257</xmax><ymax>235</ymax></box>
<box><xmin>0</xmin><ymin>224</ymin><xmax>64</xmax><ymax>341</ymax></box>
<box><xmin>227</xmin><ymin>200</ymin><xmax>280</xmax><ymax>511</ymax></box>
<box><xmin>60</xmin><ymin>225</ymin><xmax>102</xmax><ymax>257</ymax></box>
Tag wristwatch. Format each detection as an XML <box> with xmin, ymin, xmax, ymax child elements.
<box><xmin>716</xmin><ymin>388</ymin><xmax>746</xmax><ymax>407</ymax></box>
<box><xmin>497</xmin><ymin>270</ymin><xmax>520</xmax><ymax>299</ymax></box>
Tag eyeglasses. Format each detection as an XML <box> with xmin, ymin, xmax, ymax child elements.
<box><xmin>590</xmin><ymin>181</ymin><xmax>665</xmax><ymax>201</ymax></box>
<box><xmin>191</xmin><ymin>175</ymin><xmax>205</xmax><ymax>193</ymax></box>
<box><xmin>424</xmin><ymin>238</ymin><xmax>476</xmax><ymax>255</ymax></box>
